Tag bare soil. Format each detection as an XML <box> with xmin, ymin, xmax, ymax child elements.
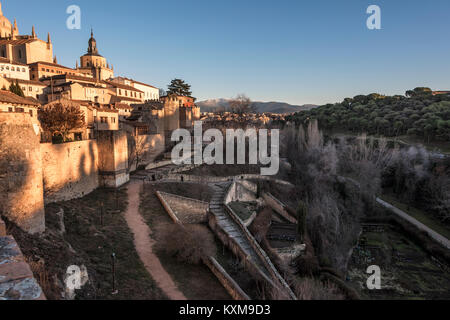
<box><xmin>8</xmin><ymin>187</ymin><xmax>166</xmax><ymax>300</ymax></box>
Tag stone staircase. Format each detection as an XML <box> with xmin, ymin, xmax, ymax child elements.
<box><xmin>209</xmin><ymin>183</ymin><xmax>271</xmax><ymax>278</ymax></box>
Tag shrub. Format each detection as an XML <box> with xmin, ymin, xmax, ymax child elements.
<box><xmin>162</xmin><ymin>224</ymin><xmax>216</xmax><ymax>265</ymax></box>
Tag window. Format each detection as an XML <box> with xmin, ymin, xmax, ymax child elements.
<box><xmin>29</xmin><ymin>110</ymin><xmax>33</xmax><ymax>117</ymax></box>
<box><xmin>11</xmin><ymin>67</ymin><xmax>15</xmax><ymax>71</ymax></box>
<box><xmin>29</xmin><ymin>87</ymin><xmax>32</xmax><ymax>91</ymax></box>
<box><xmin>18</xmin><ymin>50</ymin><xmax>22</xmax><ymax>59</ymax></box>
<box><xmin>8</xmin><ymin>107</ymin><xmax>12</xmax><ymax>112</ymax></box>
<box><xmin>112</xmin><ymin>117</ymin><xmax>116</xmax><ymax>123</ymax></box>
<box><xmin>16</xmin><ymin>108</ymin><xmax>24</xmax><ymax>113</ymax></box>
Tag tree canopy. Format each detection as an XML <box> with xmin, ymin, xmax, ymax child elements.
<box><xmin>286</xmin><ymin>88</ymin><xmax>450</xmax><ymax>142</ymax></box>
<box><xmin>39</xmin><ymin>102</ymin><xmax>85</xmax><ymax>143</ymax></box>
<box><xmin>9</xmin><ymin>80</ymin><xmax>25</xmax><ymax>97</ymax></box>
<box><xmin>167</xmin><ymin>79</ymin><xmax>192</xmax><ymax>96</ymax></box>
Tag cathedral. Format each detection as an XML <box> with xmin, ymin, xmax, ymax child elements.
<box><xmin>0</xmin><ymin>2</ymin><xmax>53</xmax><ymax>65</ymax></box>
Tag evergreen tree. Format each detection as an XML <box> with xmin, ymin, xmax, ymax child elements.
<box><xmin>9</xmin><ymin>80</ymin><xmax>25</xmax><ymax>97</ymax></box>
<box><xmin>167</xmin><ymin>79</ymin><xmax>192</xmax><ymax>96</ymax></box>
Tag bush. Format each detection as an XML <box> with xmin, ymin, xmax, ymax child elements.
<box><xmin>162</xmin><ymin>224</ymin><xmax>216</xmax><ymax>265</ymax></box>
<box><xmin>294</xmin><ymin>277</ymin><xmax>344</xmax><ymax>300</ymax></box>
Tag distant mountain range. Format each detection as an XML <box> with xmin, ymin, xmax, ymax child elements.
<box><xmin>197</xmin><ymin>99</ymin><xmax>317</xmax><ymax>114</ymax></box>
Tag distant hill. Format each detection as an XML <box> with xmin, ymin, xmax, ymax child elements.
<box><xmin>197</xmin><ymin>99</ymin><xmax>317</xmax><ymax>114</ymax></box>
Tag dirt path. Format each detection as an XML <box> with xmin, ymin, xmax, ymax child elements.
<box><xmin>124</xmin><ymin>180</ymin><xmax>186</xmax><ymax>300</ymax></box>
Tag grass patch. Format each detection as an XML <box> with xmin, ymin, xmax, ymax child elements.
<box><xmin>380</xmin><ymin>194</ymin><xmax>450</xmax><ymax>240</ymax></box>
<box><xmin>139</xmin><ymin>183</ymin><xmax>231</xmax><ymax>300</ymax></box>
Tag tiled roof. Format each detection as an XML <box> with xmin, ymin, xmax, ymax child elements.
<box><xmin>0</xmin><ymin>38</ymin><xmax>40</xmax><ymax>46</ymax></box>
<box><xmin>110</xmin><ymin>95</ymin><xmax>142</xmax><ymax>103</ymax></box>
<box><xmin>5</xmin><ymin>77</ymin><xmax>46</xmax><ymax>86</ymax></box>
<box><xmin>29</xmin><ymin>61</ymin><xmax>76</xmax><ymax>70</ymax></box>
<box><xmin>0</xmin><ymin>90</ymin><xmax>40</xmax><ymax>106</ymax></box>
<box><xmin>103</xmin><ymin>80</ymin><xmax>144</xmax><ymax>92</ymax></box>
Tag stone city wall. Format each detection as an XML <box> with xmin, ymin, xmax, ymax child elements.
<box><xmin>40</xmin><ymin>140</ymin><xmax>99</xmax><ymax>204</ymax></box>
<box><xmin>0</xmin><ymin>113</ymin><xmax>45</xmax><ymax>234</ymax></box>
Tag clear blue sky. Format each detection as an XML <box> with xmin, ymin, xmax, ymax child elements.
<box><xmin>3</xmin><ymin>0</ymin><xmax>450</xmax><ymax>105</ymax></box>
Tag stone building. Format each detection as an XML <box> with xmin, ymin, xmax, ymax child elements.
<box><xmin>0</xmin><ymin>77</ymin><xmax>46</xmax><ymax>102</ymax></box>
<box><xmin>111</xmin><ymin>76</ymin><xmax>159</xmax><ymax>101</ymax></box>
<box><xmin>0</xmin><ymin>2</ymin><xmax>53</xmax><ymax>65</ymax></box>
<box><xmin>77</xmin><ymin>30</ymin><xmax>114</xmax><ymax>81</ymax></box>
<box><xmin>0</xmin><ymin>57</ymin><xmax>29</xmax><ymax>79</ymax></box>
<box><xmin>28</xmin><ymin>61</ymin><xmax>82</xmax><ymax>81</ymax></box>
<box><xmin>0</xmin><ymin>89</ymin><xmax>40</xmax><ymax>124</ymax></box>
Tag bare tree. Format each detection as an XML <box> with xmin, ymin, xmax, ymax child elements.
<box><xmin>229</xmin><ymin>94</ymin><xmax>255</xmax><ymax>116</ymax></box>
<box><xmin>128</xmin><ymin>134</ymin><xmax>149</xmax><ymax>170</ymax></box>
<box><xmin>162</xmin><ymin>224</ymin><xmax>216</xmax><ymax>264</ymax></box>
<box><xmin>39</xmin><ymin>102</ymin><xmax>85</xmax><ymax>142</ymax></box>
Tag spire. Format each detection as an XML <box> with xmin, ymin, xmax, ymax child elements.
<box><xmin>53</xmin><ymin>56</ymin><xmax>58</xmax><ymax>64</ymax></box>
<box><xmin>47</xmin><ymin>32</ymin><xmax>51</xmax><ymax>44</ymax></box>
<box><xmin>76</xmin><ymin>60</ymin><xmax>79</xmax><ymax>69</ymax></box>
<box><xmin>87</xmin><ymin>28</ymin><xmax>99</xmax><ymax>55</ymax></box>
<box><xmin>10</xmin><ymin>24</ymin><xmax>15</xmax><ymax>40</ymax></box>
<box><xmin>13</xmin><ymin>19</ymin><xmax>18</xmax><ymax>32</ymax></box>
<box><xmin>32</xmin><ymin>25</ymin><xmax>36</xmax><ymax>38</ymax></box>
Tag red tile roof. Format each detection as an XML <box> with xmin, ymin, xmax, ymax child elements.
<box><xmin>0</xmin><ymin>90</ymin><xmax>40</xmax><ymax>106</ymax></box>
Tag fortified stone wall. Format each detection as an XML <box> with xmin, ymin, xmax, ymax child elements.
<box><xmin>0</xmin><ymin>113</ymin><xmax>45</xmax><ymax>234</ymax></box>
<box><xmin>40</xmin><ymin>141</ymin><xmax>99</xmax><ymax>204</ymax></box>
<box><xmin>97</xmin><ymin>131</ymin><xmax>130</xmax><ymax>188</ymax></box>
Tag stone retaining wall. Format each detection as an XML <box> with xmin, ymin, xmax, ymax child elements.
<box><xmin>263</xmin><ymin>192</ymin><xmax>297</xmax><ymax>224</ymax></box>
<box><xmin>203</xmin><ymin>256</ymin><xmax>251</xmax><ymax>301</ymax></box>
<box><xmin>207</xmin><ymin>211</ymin><xmax>276</xmax><ymax>287</ymax></box>
<box><xmin>156</xmin><ymin>191</ymin><xmax>208</xmax><ymax>224</ymax></box>
<box><xmin>155</xmin><ymin>191</ymin><xmax>182</xmax><ymax>224</ymax></box>
<box><xmin>224</xmin><ymin>182</ymin><xmax>297</xmax><ymax>300</ymax></box>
